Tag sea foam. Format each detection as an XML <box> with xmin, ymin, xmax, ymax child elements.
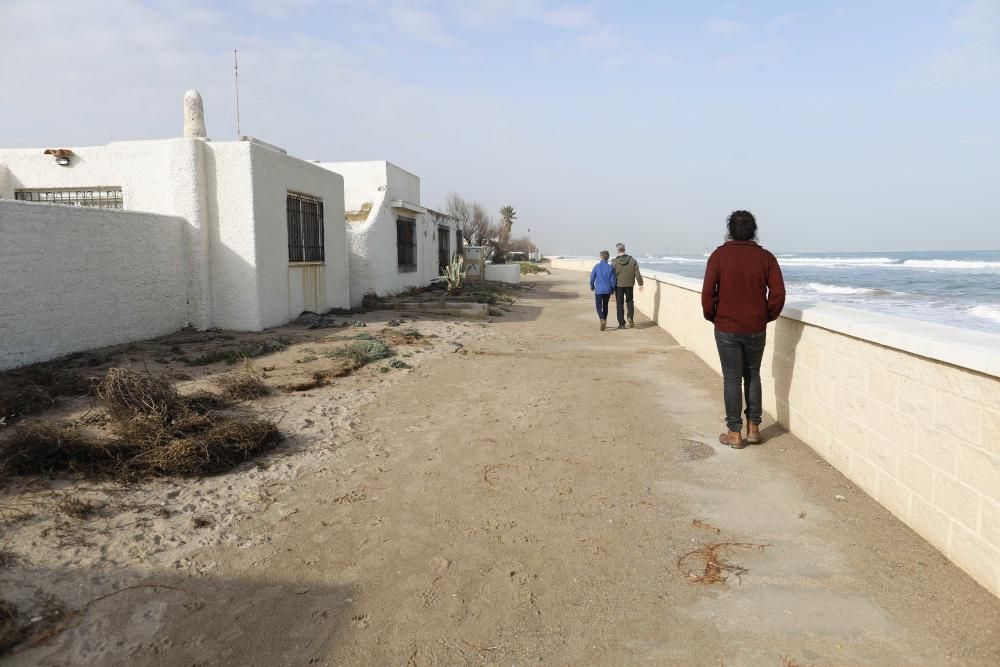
<box><xmin>902</xmin><ymin>259</ymin><xmax>1000</xmax><ymax>270</ymax></box>
<box><xmin>969</xmin><ymin>305</ymin><xmax>1000</xmax><ymax>324</ymax></box>
<box><xmin>800</xmin><ymin>282</ymin><xmax>887</xmax><ymax>296</ymax></box>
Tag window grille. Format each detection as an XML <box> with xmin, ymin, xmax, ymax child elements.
<box><xmin>14</xmin><ymin>187</ymin><xmax>123</xmax><ymax>209</ymax></box>
<box><xmin>287</xmin><ymin>193</ymin><xmax>324</xmax><ymax>263</ymax></box>
<box><xmin>397</xmin><ymin>217</ymin><xmax>417</xmax><ymax>272</ymax></box>
<box><xmin>438</xmin><ymin>225</ymin><xmax>451</xmax><ymax>273</ymax></box>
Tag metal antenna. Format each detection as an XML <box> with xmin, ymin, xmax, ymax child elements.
<box><xmin>234</xmin><ymin>49</ymin><xmax>241</xmax><ymax>138</ymax></box>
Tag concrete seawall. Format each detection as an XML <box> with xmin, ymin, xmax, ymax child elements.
<box><xmin>550</xmin><ymin>257</ymin><xmax>1000</xmax><ymax>597</ymax></box>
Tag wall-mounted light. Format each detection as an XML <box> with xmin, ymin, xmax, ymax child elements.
<box><xmin>43</xmin><ymin>148</ymin><xmax>75</xmax><ymax>166</ymax></box>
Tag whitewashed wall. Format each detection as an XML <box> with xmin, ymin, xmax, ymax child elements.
<box><xmin>321</xmin><ymin>161</ymin><xmax>456</xmax><ymax>306</ymax></box>
<box><xmin>244</xmin><ymin>142</ymin><xmax>349</xmax><ymax>328</ymax></box>
<box><xmin>0</xmin><ymin>138</ymin><xmax>350</xmax><ymax>332</ymax></box>
<box><xmin>550</xmin><ymin>258</ymin><xmax>1000</xmax><ymax>597</ymax></box>
<box><xmin>0</xmin><ymin>201</ymin><xmax>188</xmax><ymax>370</ymax></box>
<box><xmin>484</xmin><ymin>263</ymin><xmax>521</xmax><ymax>284</ymax></box>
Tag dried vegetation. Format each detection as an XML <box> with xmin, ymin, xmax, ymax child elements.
<box><xmin>677</xmin><ymin>542</ymin><xmax>769</xmax><ymax>585</ymax></box>
<box><xmin>0</xmin><ymin>368</ymin><xmax>281</xmax><ymax>480</ymax></box>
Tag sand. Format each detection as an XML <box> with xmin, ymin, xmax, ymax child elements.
<box><xmin>3</xmin><ymin>270</ymin><xmax>999</xmax><ymax>665</ymax></box>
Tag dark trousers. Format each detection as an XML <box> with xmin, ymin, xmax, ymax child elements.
<box><xmin>594</xmin><ymin>293</ymin><xmax>611</xmax><ymax>320</ymax></box>
<box><xmin>714</xmin><ymin>330</ymin><xmax>767</xmax><ymax>432</ymax></box>
<box><xmin>614</xmin><ymin>286</ymin><xmax>634</xmax><ymax>325</ymax></box>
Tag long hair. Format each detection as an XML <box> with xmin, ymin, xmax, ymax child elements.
<box><xmin>726</xmin><ymin>210</ymin><xmax>758</xmax><ymax>242</ymax></box>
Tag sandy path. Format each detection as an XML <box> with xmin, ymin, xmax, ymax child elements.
<box><xmin>11</xmin><ymin>270</ymin><xmax>1000</xmax><ymax>666</ymax></box>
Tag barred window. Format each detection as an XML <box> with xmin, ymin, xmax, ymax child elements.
<box><xmin>438</xmin><ymin>225</ymin><xmax>451</xmax><ymax>273</ymax></box>
<box><xmin>397</xmin><ymin>217</ymin><xmax>417</xmax><ymax>272</ymax></box>
<box><xmin>15</xmin><ymin>187</ymin><xmax>123</xmax><ymax>209</ymax></box>
<box><xmin>287</xmin><ymin>193</ymin><xmax>324</xmax><ymax>263</ymax></box>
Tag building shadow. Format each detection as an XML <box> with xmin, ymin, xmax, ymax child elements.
<box><xmin>5</xmin><ymin>565</ymin><xmax>354</xmax><ymax>665</ymax></box>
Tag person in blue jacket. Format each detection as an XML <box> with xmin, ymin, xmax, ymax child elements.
<box><xmin>589</xmin><ymin>250</ymin><xmax>617</xmax><ymax>331</ymax></box>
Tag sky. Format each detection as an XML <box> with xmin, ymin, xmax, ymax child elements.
<box><xmin>1</xmin><ymin>0</ymin><xmax>998</xmax><ymax>254</ymax></box>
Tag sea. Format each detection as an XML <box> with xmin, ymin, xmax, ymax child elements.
<box><xmin>592</xmin><ymin>250</ymin><xmax>1000</xmax><ymax>335</ymax></box>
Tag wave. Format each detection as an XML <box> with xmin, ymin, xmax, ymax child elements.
<box><xmin>796</xmin><ymin>282</ymin><xmax>893</xmax><ymax>296</ymax></box>
<box><xmin>969</xmin><ymin>304</ymin><xmax>1000</xmax><ymax>324</ymax></box>
<box><xmin>779</xmin><ymin>256</ymin><xmax>897</xmax><ymax>266</ymax></box>
<box><xmin>902</xmin><ymin>259</ymin><xmax>1000</xmax><ymax>270</ymax></box>
<box><xmin>656</xmin><ymin>255</ymin><xmax>706</xmax><ymax>263</ymax></box>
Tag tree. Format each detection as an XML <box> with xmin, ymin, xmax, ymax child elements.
<box><xmin>508</xmin><ymin>236</ymin><xmax>537</xmax><ymax>254</ymax></box>
<box><xmin>492</xmin><ymin>205</ymin><xmax>517</xmax><ymax>263</ymax></box>
<box><xmin>446</xmin><ymin>193</ymin><xmax>496</xmax><ymax>246</ymax></box>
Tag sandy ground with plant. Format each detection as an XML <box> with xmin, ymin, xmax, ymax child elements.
<box><xmin>4</xmin><ymin>269</ymin><xmax>1000</xmax><ymax>665</ymax></box>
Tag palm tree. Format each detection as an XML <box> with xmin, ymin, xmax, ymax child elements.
<box><xmin>499</xmin><ymin>205</ymin><xmax>517</xmax><ymax>236</ymax></box>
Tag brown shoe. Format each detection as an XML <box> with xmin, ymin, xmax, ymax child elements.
<box><xmin>628</xmin><ymin>318</ymin><xmax>635</xmax><ymax>328</ymax></box>
<box><xmin>600</xmin><ymin>319</ymin><xmax>606</xmax><ymax>331</ymax></box>
<box><xmin>747</xmin><ymin>422</ymin><xmax>762</xmax><ymax>444</ymax></box>
<box><xmin>719</xmin><ymin>431</ymin><xmax>746</xmax><ymax>449</ymax></box>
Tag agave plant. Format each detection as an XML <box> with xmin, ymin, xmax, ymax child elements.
<box><xmin>443</xmin><ymin>253</ymin><xmax>468</xmax><ymax>292</ymax></box>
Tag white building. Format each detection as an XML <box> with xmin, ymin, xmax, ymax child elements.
<box><xmin>0</xmin><ymin>137</ymin><xmax>350</xmax><ymax>333</ymax></box>
<box><xmin>0</xmin><ymin>91</ymin><xmax>472</xmax><ymax>369</ymax></box>
<box><xmin>320</xmin><ymin>161</ymin><xmax>461</xmax><ymax>306</ymax></box>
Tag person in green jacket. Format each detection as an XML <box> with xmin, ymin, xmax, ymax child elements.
<box><xmin>611</xmin><ymin>243</ymin><xmax>644</xmax><ymax>329</ymax></box>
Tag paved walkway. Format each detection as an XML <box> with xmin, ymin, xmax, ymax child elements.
<box><xmin>19</xmin><ymin>270</ymin><xmax>1000</xmax><ymax>666</ymax></box>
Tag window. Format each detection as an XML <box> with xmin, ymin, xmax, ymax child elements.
<box><xmin>15</xmin><ymin>187</ymin><xmax>123</xmax><ymax>209</ymax></box>
<box><xmin>287</xmin><ymin>193</ymin><xmax>324</xmax><ymax>263</ymax></box>
<box><xmin>396</xmin><ymin>216</ymin><xmax>417</xmax><ymax>272</ymax></box>
<box><xmin>438</xmin><ymin>225</ymin><xmax>451</xmax><ymax>273</ymax></box>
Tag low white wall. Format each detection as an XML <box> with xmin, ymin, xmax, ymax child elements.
<box><xmin>550</xmin><ymin>257</ymin><xmax>1000</xmax><ymax>597</ymax></box>
<box><xmin>485</xmin><ymin>263</ymin><xmax>521</xmax><ymax>284</ymax></box>
<box><xmin>0</xmin><ymin>201</ymin><xmax>188</xmax><ymax>370</ymax></box>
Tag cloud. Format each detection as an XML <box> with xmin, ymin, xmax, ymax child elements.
<box><xmin>385</xmin><ymin>2</ymin><xmax>457</xmax><ymax>45</ymax></box>
<box><xmin>542</xmin><ymin>6</ymin><xmax>595</xmax><ymax>29</ymax></box>
<box><xmin>706</xmin><ymin>18</ymin><xmax>745</xmax><ymax>35</ymax></box>
<box><xmin>952</xmin><ymin>0</ymin><xmax>1000</xmax><ymax>36</ymax></box>
<box><xmin>907</xmin><ymin>0</ymin><xmax>1000</xmax><ymax>88</ymax></box>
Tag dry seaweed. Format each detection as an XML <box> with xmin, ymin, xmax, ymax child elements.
<box><xmin>0</xmin><ymin>368</ymin><xmax>281</xmax><ymax>480</ymax></box>
<box><xmin>0</xmin><ymin>600</ymin><xmax>28</xmax><ymax>655</ymax></box>
<box><xmin>678</xmin><ymin>542</ymin><xmax>769</xmax><ymax>585</ymax></box>
<box><xmin>0</xmin><ymin>364</ymin><xmax>90</xmax><ymax>421</ymax></box>
<box><xmin>213</xmin><ymin>362</ymin><xmax>269</xmax><ymax>400</ymax></box>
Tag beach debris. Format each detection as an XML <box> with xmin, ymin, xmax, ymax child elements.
<box><xmin>677</xmin><ymin>542</ymin><xmax>769</xmax><ymax>585</ymax></box>
<box><xmin>0</xmin><ymin>368</ymin><xmax>281</xmax><ymax>480</ymax></box>
<box><xmin>835</xmin><ymin>494</ymin><xmax>846</xmax><ymax>501</ymax></box>
<box><xmin>692</xmin><ymin>519</ymin><xmax>721</xmax><ymax>533</ymax></box>
<box><xmin>0</xmin><ymin>364</ymin><xmax>90</xmax><ymax>423</ymax></box>
<box><xmin>213</xmin><ymin>361</ymin><xmax>269</xmax><ymax>400</ymax></box>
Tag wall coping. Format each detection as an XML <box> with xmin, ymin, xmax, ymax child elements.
<box><xmin>642</xmin><ymin>268</ymin><xmax>1000</xmax><ymax>378</ymax></box>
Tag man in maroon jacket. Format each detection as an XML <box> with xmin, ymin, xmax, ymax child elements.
<box><xmin>702</xmin><ymin>210</ymin><xmax>785</xmax><ymax>449</ymax></box>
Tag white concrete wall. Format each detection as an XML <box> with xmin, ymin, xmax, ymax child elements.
<box><xmin>484</xmin><ymin>263</ymin><xmax>521</xmax><ymax>284</ymax></box>
<box><xmin>244</xmin><ymin>143</ymin><xmax>349</xmax><ymax>328</ymax></box>
<box><xmin>0</xmin><ymin>138</ymin><xmax>350</xmax><ymax>332</ymax></box>
<box><xmin>0</xmin><ymin>140</ymin><xmax>213</xmax><ymax>325</ymax></box>
<box><xmin>0</xmin><ymin>201</ymin><xmax>188</xmax><ymax>370</ymax></box>
<box><xmin>550</xmin><ymin>257</ymin><xmax>1000</xmax><ymax>597</ymax></box>
<box><xmin>320</xmin><ymin>161</ymin><xmax>457</xmax><ymax>306</ymax></box>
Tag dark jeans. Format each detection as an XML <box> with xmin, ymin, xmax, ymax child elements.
<box><xmin>714</xmin><ymin>330</ymin><xmax>766</xmax><ymax>433</ymax></box>
<box><xmin>594</xmin><ymin>293</ymin><xmax>611</xmax><ymax>320</ymax></box>
<box><xmin>615</xmin><ymin>286</ymin><xmax>634</xmax><ymax>325</ymax></box>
